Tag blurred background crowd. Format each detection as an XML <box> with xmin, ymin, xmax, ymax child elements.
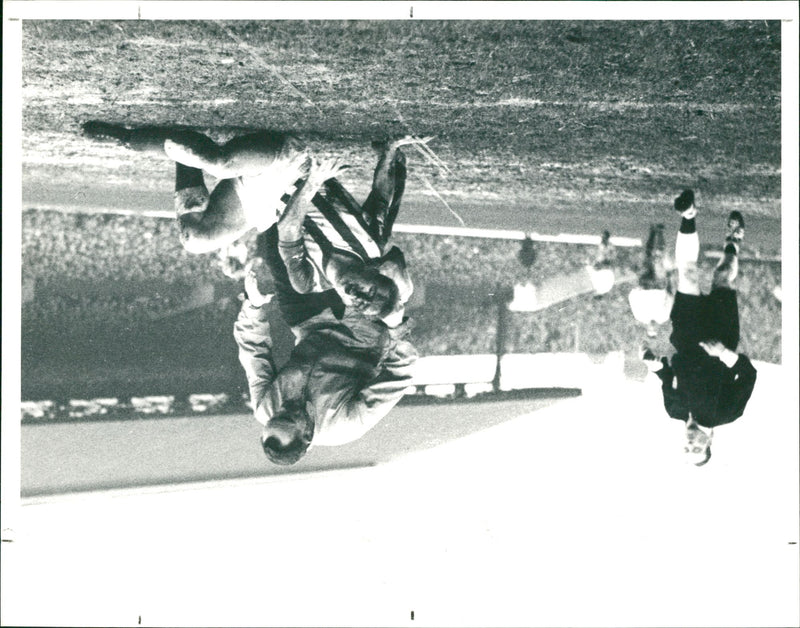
<box><xmin>21</xmin><ymin>209</ymin><xmax>782</xmax><ymax>403</ymax></box>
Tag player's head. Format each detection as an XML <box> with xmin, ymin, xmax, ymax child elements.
<box><xmin>261</xmin><ymin>400</ymin><xmax>314</xmax><ymax>465</ymax></box>
<box><xmin>684</xmin><ymin>420</ymin><xmax>713</xmax><ymax>467</ymax></box>
<box><xmin>340</xmin><ymin>266</ymin><xmax>400</xmax><ymax>319</ymax></box>
<box><xmin>377</xmin><ymin>247</ymin><xmax>413</xmax><ymax>303</ymax></box>
<box><xmin>674</xmin><ymin>189</ymin><xmax>695</xmax><ymax>213</ymax></box>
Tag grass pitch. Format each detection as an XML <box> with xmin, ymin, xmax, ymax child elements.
<box><xmin>22</xmin><ymin>20</ymin><xmax>781</xmax><ymax>226</ymax></box>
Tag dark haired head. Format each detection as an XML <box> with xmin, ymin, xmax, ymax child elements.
<box><xmin>343</xmin><ymin>266</ymin><xmax>401</xmax><ymax>319</ymax></box>
<box><xmin>674</xmin><ymin>189</ymin><xmax>695</xmax><ymax>212</ymax></box>
<box><xmin>374</xmin><ymin>272</ymin><xmax>401</xmax><ymax>319</ymax></box>
<box><xmin>377</xmin><ymin>247</ymin><xmax>413</xmax><ymax>306</ymax></box>
<box><xmin>261</xmin><ymin>400</ymin><xmax>314</xmax><ymax>465</ymax></box>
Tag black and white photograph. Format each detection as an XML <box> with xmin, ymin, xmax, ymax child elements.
<box><xmin>2</xmin><ymin>2</ymin><xmax>798</xmax><ymax>626</ymax></box>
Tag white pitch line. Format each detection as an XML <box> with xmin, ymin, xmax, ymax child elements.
<box><xmin>22</xmin><ymin>205</ymin><xmax>645</xmax><ymax>247</ymax></box>
<box><xmin>420</xmin><ymin>175</ymin><xmax>466</xmax><ymax>226</ymax></box>
<box><xmin>390</xmin><ymin>105</ymin><xmax>461</xmax><ymax>224</ymax></box>
<box><xmin>408</xmin><ymin>140</ymin><xmax>451</xmax><ymax>177</ymax></box>
<box><xmin>410</xmin><ymin>136</ymin><xmax>453</xmax><ymax>176</ymax></box>
<box><xmin>390</xmin><ymin>105</ymin><xmax>452</xmax><ymax>176</ymax></box>
<box><xmin>391</xmin><ymin>223</ymin><xmax>643</xmax><ymax>247</ymax></box>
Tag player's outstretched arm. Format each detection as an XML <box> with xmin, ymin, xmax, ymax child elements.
<box><xmin>233</xmin><ymin>276</ymin><xmax>277</xmax><ymax>417</ymax></box>
<box><xmin>277</xmin><ymin>158</ymin><xmax>348</xmax><ymax>294</ymax></box>
<box><xmin>278</xmin><ymin>157</ymin><xmax>348</xmax><ymax>237</ymax></box>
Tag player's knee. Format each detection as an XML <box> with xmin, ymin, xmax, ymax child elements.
<box><xmin>174</xmin><ymin>187</ymin><xmax>209</xmax><ymax>215</ymax></box>
<box><xmin>179</xmin><ymin>224</ymin><xmax>217</xmax><ymax>255</ymax></box>
<box><xmin>181</xmin><ymin>234</ymin><xmax>217</xmax><ymax>255</ymax></box>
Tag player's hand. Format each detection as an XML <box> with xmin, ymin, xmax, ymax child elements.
<box><xmin>244</xmin><ymin>259</ymin><xmax>273</xmax><ymax>308</ymax></box>
<box><xmin>288</xmin><ymin>150</ymin><xmax>313</xmax><ymax>178</ymax></box>
<box><xmin>306</xmin><ymin>157</ymin><xmax>349</xmax><ymax>190</ymax></box>
<box><xmin>699</xmin><ymin>340</ymin><xmax>726</xmax><ymax>357</ymax></box>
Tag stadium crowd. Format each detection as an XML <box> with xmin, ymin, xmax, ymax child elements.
<box><xmin>22</xmin><ymin>209</ymin><xmax>781</xmax><ymax>363</ymax></box>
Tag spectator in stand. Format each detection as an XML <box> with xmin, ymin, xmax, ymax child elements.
<box><xmin>517</xmin><ymin>236</ymin><xmax>536</xmax><ymax>269</ymax></box>
<box><xmin>640</xmin><ymin>190</ymin><xmax>757</xmax><ymax>466</ymax></box>
<box><xmin>508</xmin><ymin>229</ymin><xmax>618</xmax><ymax>312</ymax></box>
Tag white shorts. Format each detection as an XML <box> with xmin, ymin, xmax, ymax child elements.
<box><xmin>628</xmin><ymin>287</ymin><xmax>674</xmax><ymax>325</ymax></box>
<box><xmin>586</xmin><ymin>266</ymin><xmax>615</xmax><ymax>295</ymax></box>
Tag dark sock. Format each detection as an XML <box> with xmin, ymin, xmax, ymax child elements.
<box><xmin>175</xmin><ymin>163</ymin><xmax>205</xmax><ymax>192</ymax></box>
<box><xmin>679</xmin><ymin>218</ymin><xmax>696</xmax><ymax>234</ymax></box>
<box><xmin>280</xmin><ymin>179</ymin><xmax>306</xmax><ymax>206</ymax></box>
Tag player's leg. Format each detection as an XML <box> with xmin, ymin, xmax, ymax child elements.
<box><xmin>640</xmin><ymin>224</ymin><xmax>666</xmax><ymax>287</ymax></box>
<box><xmin>633</xmin><ymin>224</ymin><xmax>671</xmax><ymax>336</ymax></box>
<box><xmin>360</xmin><ymin>141</ymin><xmax>408</xmax><ymax>247</ymax></box>
<box><xmin>708</xmin><ymin>211</ymin><xmax>745</xmax><ymax>350</ymax></box>
<box><xmin>645</xmin><ymin>223</ymin><xmax>661</xmax><ymax>260</ymax></box>
<box><xmin>668</xmin><ymin>190</ymin><xmax>707</xmax><ymax>354</ymax></box>
<box><xmin>83</xmin><ymin>122</ymin><xmax>308</xmax><ymax>180</ymax></box>
<box><xmin>82</xmin><ymin>122</ymin><xmax>247</xmax><ymax>253</ymax></box>
<box><xmin>711</xmin><ymin>210</ymin><xmax>744</xmax><ymax>290</ymax></box>
<box><xmin>166</xmin><ymin>131</ymin><xmax>308</xmax><ymax>180</ymax></box>
<box><xmin>175</xmin><ymin>164</ymin><xmax>249</xmax><ymax>254</ymax></box>
<box><xmin>707</xmin><ymin>286</ymin><xmax>740</xmax><ymax>351</ymax></box>
<box><xmin>364</xmin><ymin>136</ymin><xmax>431</xmax><ymax>245</ymax></box>
<box><xmin>168</xmin><ymin>131</ymin><xmax>309</xmax><ymax>239</ymax></box>
<box><xmin>83</xmin><ymin>122</ymin><xmax>299</xmax><ymax>253</ymax></box>
<box><xmin>82</xmin><ymin>121</ymin><xmax>220</xmax><ymax>157</ymax></box>
<box><xmin>673</xmin><ymin>189</ymin><xmax>701</xmax><ymax>296</ymax></box>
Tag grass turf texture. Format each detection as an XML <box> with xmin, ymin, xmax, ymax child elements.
<box><xmin>22</xmin><ymin>21</ymin><xmax>781</xmax><ymax>229</ymax></box>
